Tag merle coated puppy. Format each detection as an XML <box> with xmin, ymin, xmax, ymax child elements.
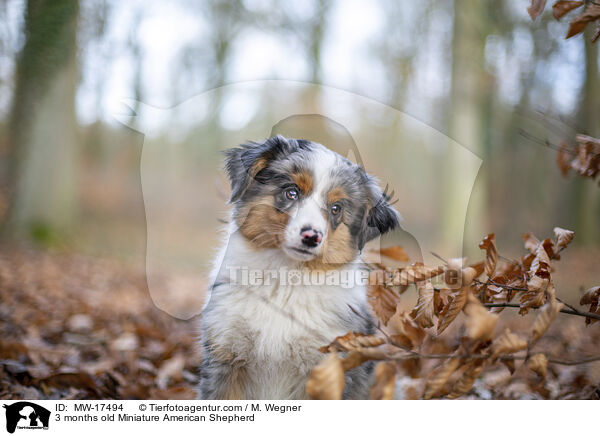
<box><xmin>199</xmin><ymin>135</ymin><xmax>398</xmax><ymax>399</ymax></box>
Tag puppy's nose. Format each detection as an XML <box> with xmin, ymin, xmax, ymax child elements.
<box><xmin>300</xmin><ymin>226</ymin><xmax>323</xmax><ymax>247</ymax></box>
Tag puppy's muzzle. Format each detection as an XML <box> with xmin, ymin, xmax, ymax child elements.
<box><xmin>300</xmin><ymin>226</ymin><xmax>323</xmax><ymax>248</ymax></box>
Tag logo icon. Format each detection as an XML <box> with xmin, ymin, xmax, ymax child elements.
<box><xmin>3</xmin><ymin>402</ymin><xmax>50</xmax><ymax>434</ymax></box>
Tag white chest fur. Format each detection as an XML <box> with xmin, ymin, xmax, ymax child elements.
<box><xmin>201</xmin><ymin>226</ymin><xmax>368</xmax><ymax>398</ymax></box>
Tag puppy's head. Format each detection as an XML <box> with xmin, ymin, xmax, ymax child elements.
<box><xmin>225</xmin><ymin>135</ymin><xmax>399</xmax><ymax>267</ymax></box>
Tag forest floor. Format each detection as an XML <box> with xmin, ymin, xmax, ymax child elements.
<box><xmin>0</xmin><ymin>245</ymin><xmax>599</xmax><ymax>400</ymax></box>
<box><xmin>0</xmin><ymin>246</ymin><xmax>201</xmax><ymax>399</ymax></box>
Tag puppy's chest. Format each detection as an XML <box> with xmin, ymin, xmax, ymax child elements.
<box><xmin>213</xmin><ymin>282</ymin><xmax>361</xmax><ymax>362</ymax></box>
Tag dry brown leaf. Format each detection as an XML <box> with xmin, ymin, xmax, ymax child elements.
<box><xmin>553</xmin><ymin>227</ymin><xmax>575</xmax><ymax>249</ymax></box>
<box><xmin>528</xmin><ymin>0</ymin><xmax>547</xmax><ymax>20</ymax></box>
<box><xmin>530</xmin><ymin>243</ymin><xmax>552</xmax><ymax>279</ymax></box>
<box><xmin>571</xmin><ymin>134</ymin><xmax>600</xmax><ymax>177</ymax></box>
<box><xmin>340</xmin><ymin>351</ymin><xmax>370</xmax><ymax>371</ymax></box>
<box><xmin>464</xmin><ymin>294</ymin><xmax>499</xmax><ymax>343</ymax></box>
<box><xmin>461</xmin><ymin>267</ymin><xmax>479</xmax><ymax>287</ymax></box>
<box><xmin>434</xmin><ymin>287</ymin><xmax>452</xmax><ymax>316</ymax></box>
<box><xmin>580</xmin><ymin>286</ymin><xmax>600</xmax><ymax>306</ymax></box>
<box><xmin>502</xmin><ymin>358</ymin><xmax>516</xmax><ymax>375</ymax></box>
<box><xmin>437</xmin><ymin>288</ymin><xmax>469</xmax><ymax>335</ymax></box>
<box><xmin>368</xmin><ymin>284</ymin><xmax>399</xmax><ymax>325</ymax></box>
<box><xmin>388</xmin><ymin>263</ymin><xmax>444</xmax><ymax>286</ymax></box>
<box><xmin>319</xmin><ymin>331</ymin><xmax>385</xmax><ymax>353</ymax></box>
<box><xmin>593</xmin><ymin>22</ymin><xmax>600</xmax><ymax>42</ymax></box>
<box><xmin>444</xmin><ymin>257</ymin><xmax>465</xmax><ymax>289</ymax></box>
<box><xmin>444</xmin><ymin>258</ymin><xmax>480</xmax><ymax>289</ymax></box>
<box><xmin>370</xmin><ymin>362</ymin><xmax>397</xmax><ymax>400</ymax></box>
<box><xmin>527</xmin><ymin>274</ymin><xmax>550</xmax><ymax>294</ymax></box>
<box><xmin>469</xmin><ymin>261</ymin><xmax>486</xmax><ymax>278</ymax></box>
<box><xmin>423</xmin><ymin>357</ymin><xmax>461</xmax><ymax>399</ymax></box>
<box><xmin>305</xmin><ymin>352</ymin><xmax>345</xmax><ymax>400</ymax></box>
<box><xmin>411</xmin><ymin>280</ymin><xmax>435</xmax><ymax>328</ymax></box>
<box><xmin>531</xmin><ymin>297</ymin><xmax>564</xmax><ymax>345</ymax></box>
<box><xmin>580</xmin><ymin>286</ymin><xmax>600</xmax><ymax>325</ymax></box>
<box><xmin>479</xmin><ymin>233</ymin><xmax>498</xmax><ymax>277</ymax></box>
<box><xmin>486</xmin><ymin>284</ymin><xmax>510</xmax><ymax>313</ymax></box>
<box><xmin>552</xmin><ymin>0</ymin><xmax>584</xmax><ymax>19</ymax></box>
<box><xmin>376</xmin><ymin>246</ymin><xmax>409</xmax><ymax>262</ymax></box>
<box><xmin>541</xmin><ymin>238</ymin><xmax>559</xmax><ymax>260</ymax></box>
<box><xmin>557</xmin><ymin>141</ymin><xmax>572</xmax><ymax>176</ymax></box>
<box><xmin>447</xmin><ymin>360</ymin><xmax>484</xmax><ymax>399</ymax></box>
<box><xmin>388</xmin><ymin>310</ymin><xmax>426</xmax><ymax>349</ymax></box>
<box><xmin>520</xmin><ymin>276</ymin><xmax>551</xmax><ymax>315</ymax></box>
<box><xmin>522</xmin><ymin>232</ymin><xmax>540</xmax><ymax>253</ymax></box>
<box><xmin>528</xmin><ymin>353</ymin><xmax>548</xmax><ymax>379</ymax></box>
<box><xmin>156</xmin><ymin>353</ymin><xmax>185</xmax><ymax>390</ymax></box>
<box><xmin>566</xmin><ymin>4</ymin><xmax>600</xmax><ymax>38</ymax></box>
<box><xmin>491</xmin><ymin>329</ymin><xmax>527</xmax><ymax>359</ymax></box>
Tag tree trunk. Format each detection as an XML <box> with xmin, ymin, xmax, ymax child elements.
<box><xmin>6</xmin><ymin>0</ymin><xmax>79</xmax><ymax>242</ymax></box>
<box><xmin>443</xmin><ymin>0</ymin><xmax>487</xmax><ymax>255</ymax></box>
<box><xmin>573</xmin><ymin>27</ymin><xmax>600</xmax><ymax>245</ymax></box>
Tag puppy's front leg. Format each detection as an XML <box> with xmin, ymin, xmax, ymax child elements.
<box><xmin>198</xmin><ymin>341</ymin><xmax>249</xmax><ymax>400</ymax></box>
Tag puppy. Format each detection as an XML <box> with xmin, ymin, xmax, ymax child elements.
<box><xmin>199</xmin><ymin>135</ymin><xmax>399</xmax><ymax>399</ymax></box>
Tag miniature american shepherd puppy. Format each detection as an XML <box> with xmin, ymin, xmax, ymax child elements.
<box><xmin>199</xmin><ymin>135</ymin><xmax>399</xmax><ymax>399</ymax></box>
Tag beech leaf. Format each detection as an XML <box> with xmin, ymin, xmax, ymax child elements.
<box><xmin>306</xmin><ymin>352</ymin><xmax>345</xmax><ymax>400</ymax></box>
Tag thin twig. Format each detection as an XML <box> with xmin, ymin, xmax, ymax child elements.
<box><xmin>484</xmin><ymin>302</ymin><xmax>600</xmax><ymax>321</ymax></box>
<box><xmin>476</xmin><ymin>278</ymin><xmax>527</xmax><ymax>292</ymax></box>
<box><xmin>429</xmin><ymin>252</ymin><xmax>448</xmax><ymax>265</ymax></box>
<box><xmin>385</xmin><ymin>350</ymin><xmax>600</xmax><ymax>366</ymax></box>
<box><xmin>556</xmin><ymin>296</ymin><xmax>580</xmax><ymax>313</ymax></box>
<box><xmin>517</xmin><ymin>128</ymin><xmax>576</xmax><ymax>155</ymax></box>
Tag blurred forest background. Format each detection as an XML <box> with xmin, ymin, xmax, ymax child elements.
<box><xmin>0</xmin><ymin>0</ymin><xmax>599</xmax><ymax>399</ymax></box>
<box><xmin>0</xmin><ymin>0</ymin><xmax>598</xmax><ymax>308</ymax></box>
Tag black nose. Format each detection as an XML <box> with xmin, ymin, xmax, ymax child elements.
<box><xmin>300</xmin><ymin>227</ymin><xmax>323</xmax><ymax>247</ymax></box>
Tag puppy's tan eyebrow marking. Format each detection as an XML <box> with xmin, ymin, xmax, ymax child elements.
<box><xmin>291</xmin><ymin>170</ymin><xmax>314</xmax><ymax>195</ymax></box>
<box><xmin>327</xmin><ymin>186</ymin><xmax>347</xmax><ymax>204</ymax></box>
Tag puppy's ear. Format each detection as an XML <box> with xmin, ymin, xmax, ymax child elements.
<box><xmin>357</xmin><ymin>176</ymin><xmax>400</xmax><ymax>250</ymax></box>
<box><xmin>224</xmin><ymin>135</ymin><xmax>296</xmax><ymax>203</ymax></box>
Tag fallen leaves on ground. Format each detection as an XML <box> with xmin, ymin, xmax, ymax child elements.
<box><xmin>0</xmin><ymin>246</ymin><xmax>200</xmax><ymax>400</ymax></box>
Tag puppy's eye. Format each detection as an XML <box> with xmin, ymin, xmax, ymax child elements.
<box><xmin>330</xmin><ymin>203</ymin><xmax>342</xmax><ymax>215</ymax></box>
<box><xmin>285</xmin><ymin>188</ymin><xmax>299</xmax><ymax>201</ymax></box>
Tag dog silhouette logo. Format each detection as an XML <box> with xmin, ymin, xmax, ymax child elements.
<box><xmin>3</xmin><ymin>402</ymin><xmax>50</xmax><ymax>433</ymax></box>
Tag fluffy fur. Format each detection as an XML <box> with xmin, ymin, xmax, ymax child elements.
<box><xmin>198</xmin><ymin>135</ymin><xmax>399</xmax><ymax>399</ymax></box>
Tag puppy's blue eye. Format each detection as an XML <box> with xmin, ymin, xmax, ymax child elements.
<box><xmin>285</xmin><ymin>188</ymin><xmax>299</xmax><ymax>200</ymax></box>
<box><xmin>331</xmin><ymin>203</ymin><xmax>342</xmax><ymax>215</ymax></box>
